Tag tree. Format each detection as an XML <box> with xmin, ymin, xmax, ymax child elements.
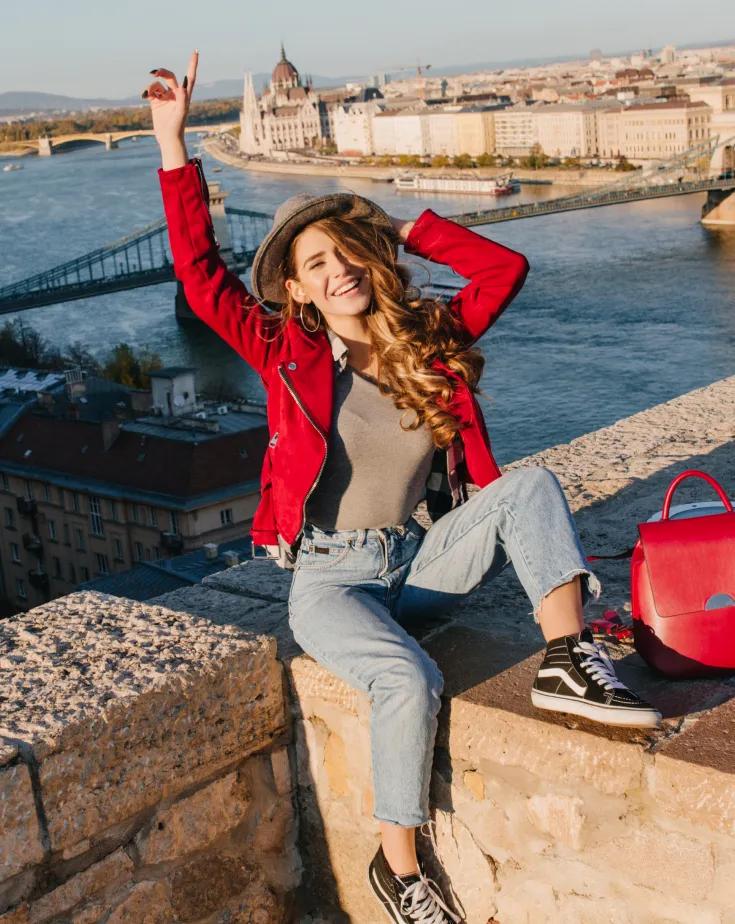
<box><xmin>476</xmin><ymin>153</ymin><xmax>497</xmax><ymax>167</ymax></box>
<box><xmin>431</xmin><ymin>154</ymin><xmax>450</xmax><ymax>168</ymax></box>
<box><xmin>521</xmin><ymin>143</ymin><xmax>548</xmax><ymax>170</ymax></box>
<box><xmin>452</xmin><ymin>153</ymin><xmax>474</xmax><ymax>169</ymax></box>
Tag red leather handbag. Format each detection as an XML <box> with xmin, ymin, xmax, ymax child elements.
<box><xmin>631</xmin><ymin>469</ymin><xmax>735</xmax><ymax>678</ymax></box>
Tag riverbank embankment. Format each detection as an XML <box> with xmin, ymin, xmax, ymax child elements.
<box><xmin>202</xmin><ymin>137</ymin><xmax>619</xmax><ymax>188</ymax></box>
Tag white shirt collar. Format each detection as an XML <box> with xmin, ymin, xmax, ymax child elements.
<box><xmin>325</xmin><ymin>327</ymin><xmax>349</xmax><ymax>372</ymax></box>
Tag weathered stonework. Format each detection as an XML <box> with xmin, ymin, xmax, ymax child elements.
<box><xmin>1</xmin><ymin>376</ymin><xmax>734</xmax><ymax>923</ymax></box>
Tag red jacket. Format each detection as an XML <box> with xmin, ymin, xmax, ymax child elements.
<box><xmin>158</xmin><ymin>160</ymin><xmax>530</xmax><ymax>548</ymax></box>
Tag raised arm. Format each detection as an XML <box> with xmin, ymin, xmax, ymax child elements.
<box><xmin>401</xmin><ymin>208</ymin><xmax>529</xmax><ymax>343</ymax></box>
<box><xmin>144</xmin><ymin>54</ymin><xmax>283</xmax><ymax>374</ymax></box>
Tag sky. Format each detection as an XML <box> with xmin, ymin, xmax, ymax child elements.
<box><xmin>1</xmin><ymin>0</ymin><xmax>733</xmax><ymax>98</ymax></box>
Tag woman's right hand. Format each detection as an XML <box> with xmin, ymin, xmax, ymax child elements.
<box><xmin>142</xmin><ymin>51</ymin><xmax>199</xmax><ymax>170</ymax></box>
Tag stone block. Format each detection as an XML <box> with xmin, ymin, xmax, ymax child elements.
<box><xmin>649</xmin><ymin>752</ymin><xmax>735</xmax><ymax>838</ymax></box>
<box><xmin>430</xmin><ymin>811</ymin><xmax>497</xmax><ymax>924</ymax></box>
<box><xmin>445</xmin><ymin>697</ymin><xmax>645</xmax><ymax>796</ymax></box>
<box><xmin>0</xmin><ymin>592</ymin><xmax>286</xmax><ymax>854</ymax></box>
<box><xmin>28</xmin><ymin>849</ymin><xmax>132</xmax><ymax>923</ymax></box>
<box><xmin>0</xmin><ymin>907</ymin><xmax>29</xmax><ymax>924</ymax></box>
<box><xmin>323</xmin><ymin>731</ymin><xmax>349</xmax><ymax>799</ymax></box>
<box><xmin>135</xmin><ymin>772</ymin><xmax>251</xmax><ymax>865</ymax></box>
<box><xmin>202</xmin><ymin>560</ymin><xmax>292</xmax><ymax>603</ymax></box>
<box><xmin>585</xmin><ymin>823</ymin><xmax>715</xmax><ymax>903</ymax></box>
<box><xmin>462</xmin><ymin>769</ymin><xmax>485</xmax><ymax>801</ymax></box>
<box><xmin>106</xmin><ymin>881</ymin><xmax>174</xmax><ymax>924</ymax></box>
<box><xmin>168</xmin><ymin>851</ymin><xmax>263</xmax><ymax>922</ymax></box>
<box><xmin>287</xmin><ymin>656</ymin><xmax>364</xmax><ymax>716</ymax></box>
<box><xmin>270</xmin><ymin>747</ymin><xmax>292</xmax><ymax>796</ymax></box>
<box><xmin>526</xmin><ymin>793</ymin><xmax>585</xmax><ymax>851</ymax></box>
<box><xmin>0</xmin><ymin>761</ymin><xmax>44</xmax><ymax>881</ymax></box>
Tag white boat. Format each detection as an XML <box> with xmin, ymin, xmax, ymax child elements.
<box><xmin>394</xmin><ymin>171</ymin><xmax>520</xmax><ymax>196</ymax></box>
<box><xmin>3</xmin><ymin>163</ymin><xmax>23</xmax><ymax>172</ymax></box>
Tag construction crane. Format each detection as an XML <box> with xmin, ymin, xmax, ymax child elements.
<box><xmin>386</xmin><ymin>61</ymin><xmax>433</xmax><ymax>78</ymax></box>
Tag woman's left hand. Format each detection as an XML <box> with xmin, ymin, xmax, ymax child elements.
<box><xmin>388</xmin><ymin>215</ymin><xmax>415</xmax><ymax>244</ymax></box>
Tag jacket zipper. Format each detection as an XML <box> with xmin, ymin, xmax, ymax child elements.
<box><xmin>278</xmin><ymin>364</ymin><xmax>328</xmax><ymax>544</ymax></box>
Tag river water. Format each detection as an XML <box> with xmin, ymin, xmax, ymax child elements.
<box><xmin>1</xmin><ymin>138</ymin><xmax>733</xmax><ymax>464</ymax></box>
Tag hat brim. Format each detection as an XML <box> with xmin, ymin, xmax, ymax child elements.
<box><xmin>250</xmin><ymin>193</ymin><xmax>396</xmax><ymax>305</ymax></box>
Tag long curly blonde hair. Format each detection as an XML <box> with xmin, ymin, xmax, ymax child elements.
<box><xmin>278</xmin><ymin>205</ymin><xmax>485</xmax><ymax>449</ymax></box>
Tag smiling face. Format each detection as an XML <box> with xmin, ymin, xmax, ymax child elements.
<box><xmin>283</xmin><ymin>224</ymin><xmax>373</xmax><ymax>324</ymax></box>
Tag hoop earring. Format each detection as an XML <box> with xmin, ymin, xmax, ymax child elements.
<box><xmin>298</xmin><ymin>301</ymin><xmax>320</xmax><ymax>333</ymax></box>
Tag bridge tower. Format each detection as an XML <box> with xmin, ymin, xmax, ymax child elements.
<box><xmin>175</xmin><ymin>182</ymin><xmax>236</xmax><ymax>322</ymax></box>
<box><xmin>702</xmin><ymin>189</ymin><xmax>735</xmax><ymax>226</ymax></box>
<box><xmin>38</xmin><ymin>137</ymin><xmax>53</xmax><ymax>156</ymax></box>
<box><xmin>104</xmin><ymin>134</ymin><xmax>118</xmax><ymax>151</ymax></box>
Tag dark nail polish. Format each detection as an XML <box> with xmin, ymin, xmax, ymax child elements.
<box><xmin>149</xmin><ymin>69</ymin><xmax>160</xmax><ymax>75</ymax></box>
<box><xmin>141</xmin><ymin>90</ymin><xmax>149</xmax><ymax>99</ymax></box>
<box><xmin>182</xmin><ymin>76</ymin><xmax>188</xmax><ymax>89</ymax></box>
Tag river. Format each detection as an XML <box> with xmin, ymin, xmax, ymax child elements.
<box><xmin>1</xmin><ymin>138</ymin><xmax>733</xmax><ymax>464</ymax></box>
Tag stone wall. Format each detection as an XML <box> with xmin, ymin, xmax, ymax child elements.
<box><xmin>0</xmin><ymin>593</ymin><xmax>301</xmax><ymax>923</ymax></box>
<box><xmin>2</xmin><ymin>376</ymin><xmax>734</xmax><ymax>923</ymax></box>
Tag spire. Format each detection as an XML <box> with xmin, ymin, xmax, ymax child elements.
<box><xmin>280</xmin><ymin>41</ymin><xmax>287</xmax><ymax>61</ymax></box>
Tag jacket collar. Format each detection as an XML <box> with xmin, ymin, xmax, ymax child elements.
<box><xmin>325</xmin><ymin>327</ymin><xmax>349</xmax><ymax>372</ymax></box>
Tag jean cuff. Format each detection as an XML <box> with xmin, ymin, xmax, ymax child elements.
<box><xmin>532</xmin><ymin>568</ymin><xmax>602</xmax><ymax>624</ymax></box>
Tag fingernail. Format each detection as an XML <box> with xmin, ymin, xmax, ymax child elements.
<box><xmin>182</xmin><ymin>76</ymin><xmax>188</xmax><ymax>89</ymax></box>
<box><xmin>141</xmin><ymin>90</ymin><xmax>149</xmax><ymax>99</ymax></box>
<box><xmin>149</xmin><ymin>68</ymin><xmax>160</xmax><ymax>75</ymax></box>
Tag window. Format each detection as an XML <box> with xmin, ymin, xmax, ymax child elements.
<box><xmin>68</xmin><ymin>562</ymin><xmax>76</xmax><ymax>584</ymax></box>
<box><xmin>24</xmin><ymin>480</ymin><xmax>34</xmax><ymax>500</ymax></box>
<box><xmin>48</xmin><ymin>519</ymin><xmax>56</xmax><ymax>541</ymax></box>
<box><xmin>16</xmin><ymin>577</ymin><xmax>26</xmax><ymax>599</ymax></box>
<box><xmin>95</xmin><ymin>553</ymin><xmax>110</xmax><ymax>575</ymax></box>
<box><xmin>53</xmin><ymin>556</ymin><xmax>62</xmax><ymax>578</ymax></box>
<box><xmin>10</xmin><ymin>542</ymin><xmax>21</xmax><ymax>563</ymax></box>
<box><xmin>63</xmin><ymin>523</ymin><xmax>70</xmax><ymax>545</ymax></box>
<box><xmin>81</xmin><ymin>566</ymin><xmax>89</xmax><ymax>582</ymax></box>
<box><xmin>4</xmin><ymin>507</ymin><xmax>14</xmax><ymax>529</ymax></box>
<box><xmin>57</xmin><ymin>487</ymin><xmax>64</xmax><ymax>506</ymax></box>
<box><xmin>220</xmin><ymin>508</ymin><xmax>234</xmax><ymax>526</ymax></box>
<box><xmin>89</xmin><ymin>496</ymin><xmax>104</xmax><ymax>537</ymax></box>
<box><xmin>135</xmin><ymin>541</ymin><xmax>144</xmax><ymax>562</ymax></box>
<box><xmin>72</xmin><ymin>492</ymin><xmax>80</xmax><ymax>514</ymax></box>
<box><xmin>169</xmin><ymin>511</ymin><xmax>179</xmax><ymax>534</ymax></box>
<box><xmin>113</xmin><ymin>538</ymin><xmax>124</xmax><ymax>560</ymax></box>
<box><xmin>133</xmin><ymin>505</ymin><xmax>141</xmax><ymax>524</ymax></box>
<box><xmin>75</xmin><ymin>529</ymin><xmax>86</xmax><ymax>552</ymax></box>
<box><xmin>148</xmin><ymin>507</ymin><xmax>158</xmax><ymax>528</ymax></box>
<box><xmin>43</xmin><ymin>484</ymin><xmax>51</xmax><ymax>503</ymax></box>
<box><xmin>109</xmin><ymin>500</ymin><xmax>119</xmax><ymax>522</ymax></box>
<box><xmin>153</xmin><ymin>545</ymin><xmax>160</xmax><ymax>559</ymax></box>
<box><xmin>0</xmin><ymin>472</ymin><xmax>8</xmax><ymax>491</ymax></box>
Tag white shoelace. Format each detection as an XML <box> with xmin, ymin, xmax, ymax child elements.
<box><xmin>573</xmin><ymin>639</ymin><xmax>627</xmax><ymax>691</ymax></box>
<box><xmin>399</xmin><ymin>874</ymin><xmax>462</xmax><ymax>923</ymax></box>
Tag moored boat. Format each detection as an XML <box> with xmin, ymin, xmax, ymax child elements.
<box><xmin>394</xmin><ymin>171</ymin><xmax>520</xmax><ymax>196</ymax></box>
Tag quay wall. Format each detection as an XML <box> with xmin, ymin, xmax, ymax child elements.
<box><xmin>2</xmin><ymin>376</ymin><xmax>734</xmax><ymax>923</ymax></box>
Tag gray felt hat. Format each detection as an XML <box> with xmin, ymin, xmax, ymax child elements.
<box><xmin>250</xmin><ymin>192</ymin><xmax>395</xmax><ymax>305</ymax></box>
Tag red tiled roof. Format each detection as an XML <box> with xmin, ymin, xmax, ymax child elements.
<box><xmin>0</xmin><ymin>414</ymin><xmax>268</xmax><ymax>499</ymax></box>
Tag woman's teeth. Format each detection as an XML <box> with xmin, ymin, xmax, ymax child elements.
<box><xmin>333</xmin><ymin>279</ymin><xmax>359</xmax><ymax>296</ymax></box>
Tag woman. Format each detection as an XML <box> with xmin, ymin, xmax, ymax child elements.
<box><xmin>145</xmin><ymin>53</ymin><xmax>661</xmax><ymax>924</ymax></box>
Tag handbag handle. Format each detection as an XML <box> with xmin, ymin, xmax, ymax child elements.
<box><xmin>661</xmin><ymin>469</ymin><xmax>733</xmax><ymax>520</ymax></box>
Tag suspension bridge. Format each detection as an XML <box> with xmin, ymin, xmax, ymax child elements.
<box><xmin>0</xmin><ymin>135</ymin><xmax>733</xmax><ymax>314</ymax></box>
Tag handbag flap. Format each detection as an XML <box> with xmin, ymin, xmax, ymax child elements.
<box><xmin>638</xmin><ymin>512</ymin><xmax>735</xmax><ymax>617</ymax></box>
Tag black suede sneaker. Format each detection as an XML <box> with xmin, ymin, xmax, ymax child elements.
<box><xmin>531</xmin><ymin>627</ymin><xmax>662</xmax><ymax>728</ymax></box>
<box><xmin>367</xmin><ymin>842</ymin><xmax>462</xmax><ymax>923</ymax></box>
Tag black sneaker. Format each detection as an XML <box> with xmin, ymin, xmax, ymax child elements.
<box><xmin>367</xmin><ymin>842</ymin><xmax>462</xmax><ymax>923</ymax></box>
<box><xmin>531</xmin><ymin>627</ymin><xmax>662</xmax><ymax>728</ymax></box>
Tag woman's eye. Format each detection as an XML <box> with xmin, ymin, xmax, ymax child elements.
<box><xmin>311</xmin><ymin>261</ymin><xmax>324</xmax><ymax>268</ymax></box>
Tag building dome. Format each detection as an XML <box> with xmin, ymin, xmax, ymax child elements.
<box><xmin>272</xmin><ymin>44</ymin><xmax>300</xmax><ymax>88</ymax></box>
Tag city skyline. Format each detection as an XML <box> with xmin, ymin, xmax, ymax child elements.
<box><xmin>1</xmin><ymin>0</ymin><xmax>733</xmax><ymax>98</ymax></box>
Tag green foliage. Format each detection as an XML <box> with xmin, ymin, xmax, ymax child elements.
<box><xmin>520</xmin><ymin>143</ymin><xmax>549</xmax><ymax>169</ymax></box>
<box><xmin>0</xmin><ymin>98</ymin><xmax>241</xmax><ymax>143</ymax></box>
<box><xmin>475</xmin><ymin>152</ymin><xmax>497</xmax><ymax>167</ymax></box>
<box><xmin>614</xmin><ymin>155</ymin><xmax>637</xmax><ymax>172</ymax></box>
<box><xmin>0</xmin><ymin>320</ymin><xmax>162</xmax><ymax>388</ymax></box>
<box><xmin>397</xmin><ymin>154</ymin><xmax>423</xmax><ymax>167</ymax></box>
<box><xmin>430</xmin><ymin>154</ymin><xmax>450</xmax><ymax>168</ymax></box>
<box><xmin>452</xmin><ymin>153</ymin><xmax>474</xmax><ymax>168</ymax></box>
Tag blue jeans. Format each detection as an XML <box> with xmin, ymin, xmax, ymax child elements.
<box><xmin>287</xmin><ymin>466</ymin><xmax>601</xmax><ymax>827</ymax></box>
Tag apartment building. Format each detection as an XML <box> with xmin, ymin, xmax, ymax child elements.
<box><xmin>683</xmin><ymin>79</ymin><xmax>735</xmax><ymax>171</ymax></box>
<box><xmin>0</xmin><ymin>367</ymin><xmax>268</xmax><ymax>615</ymax></box>
<box><xmin>493</xmin><ymin>103</ymin><xmax>542</xmax><ymax>156</ymax></box>
<box><xmin>598</xmin><ymin>99</ymin><xmax>711</xmax><ymax>159</ymax></box>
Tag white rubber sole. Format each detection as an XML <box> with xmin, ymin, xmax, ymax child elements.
<box><xmin>531</xmin><ymin>688</ymin><xmax>662</xmax><ymax>728</ymax></box>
